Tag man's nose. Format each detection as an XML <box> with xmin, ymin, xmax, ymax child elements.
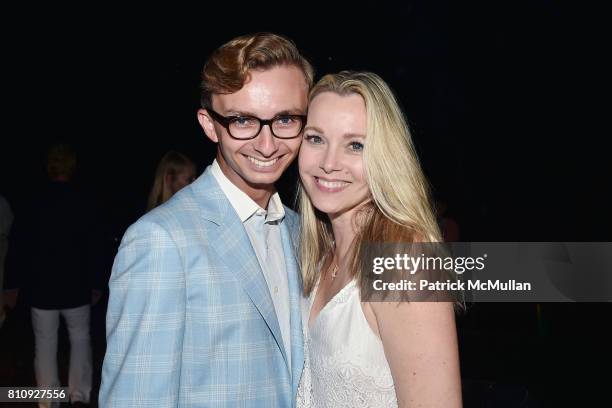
<box><xmin>253</xmin><ymin>125</ymin><xmax>279</xmax><ymax>157</ymax></box>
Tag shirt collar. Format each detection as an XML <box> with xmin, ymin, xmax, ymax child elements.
<box><xmin>210</xmin><ymin>159</ymin><xmax>285</xmax><ymax>224</ymax></box>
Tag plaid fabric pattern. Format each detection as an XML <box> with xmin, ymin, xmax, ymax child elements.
<box><xmin>100</xmin><ymin>167</ymin><xmax>304</xmax><ymax>407</ymax></box>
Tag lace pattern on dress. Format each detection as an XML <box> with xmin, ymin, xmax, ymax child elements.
<box><xmin>297</xmin><ymin>280</ymin><xmax>398</xmax><ymax>408</ymax></box>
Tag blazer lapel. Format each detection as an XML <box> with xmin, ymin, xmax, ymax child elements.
<box><xmin>280</xmin><ymin>214</ymin><xmax>305</xmax><ymax>398</ymax></box>
<box><xmin>192</xmin><ymin>168</ymin><xmax>289</xmax><ymax>370</ymax></box>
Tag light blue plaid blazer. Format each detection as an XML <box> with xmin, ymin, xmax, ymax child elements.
<box><xmin>100</xmin><ymin>167</ymin><xmax>304</xmax><ymax>407</ymax></box>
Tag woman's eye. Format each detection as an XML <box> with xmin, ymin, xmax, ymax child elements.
<box><xmin>349</xmin><ymin>141</ymin><xmax>364</xmax><ymax>152</ymax></box>
<box><xmin>305</xmin><ymin>134</ymin><xmax>323</xmax><ymax>144</ymax></box>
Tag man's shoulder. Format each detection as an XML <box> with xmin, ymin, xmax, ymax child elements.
<box><xmin>283</xmin><ymin>205</ymin><xmax>297</xmax><ymax>219</ymax></box>
<box><xmin>123</xmin><ymin>175</ymin><xmax>228</xmax><ymax>244</ymax></box>
<box><xmin>123</xmin><ymin>189</ymin><xmax>199</xmax><ymax>241</ymax></box>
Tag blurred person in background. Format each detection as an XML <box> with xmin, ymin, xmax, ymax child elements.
<box><xmin>146</xmin><ymin>150</ymin><xmax>196</xmax><ymax>211</ymax></box>
<box><xmin>6</xmin><ymin>143</ymin><xmax>106</xmax><ymax>407</ymax></box>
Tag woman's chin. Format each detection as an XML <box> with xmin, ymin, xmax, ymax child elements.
<box><xmin>313</xmin><ymin>205</ymin><xmax>349</xmax><ymax>220</ymax></box>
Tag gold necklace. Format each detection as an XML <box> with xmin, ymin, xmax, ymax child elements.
<box><xmin>329</xmin><ymin>244</ymin><xmax>339</xmax><ymax>281</ymax></box>
<box><xmin>330</xmin><ymin>262</ymin><xmax>339</xmax><ymax>280</ymax></box>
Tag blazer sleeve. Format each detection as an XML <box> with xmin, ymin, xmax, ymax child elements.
<box><xmin>99</xmin><ymin>219</ymin><xmax>186</xmax><ymax>407</ymax></box>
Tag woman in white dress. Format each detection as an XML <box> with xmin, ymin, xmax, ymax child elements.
<box><xmin>296</xmin><ymin>71</ymin><xmax>462</xmax><ymax>407</ymax></box>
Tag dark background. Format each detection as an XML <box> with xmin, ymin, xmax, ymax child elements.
<box><xmin>1</xmin><ymin>2</ymin><xmax>610</xmax><ymax>407</ymax></box>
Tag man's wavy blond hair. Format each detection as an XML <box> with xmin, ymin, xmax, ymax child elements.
<box><xmin>200</xmin><ymin>32</ymin><xmax>314</xmax><ymax>109</ymax></box>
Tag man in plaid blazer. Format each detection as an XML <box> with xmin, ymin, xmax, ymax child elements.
<box><xmin>100</xmin><ymin>33</ymin><xmax>314</xmax><ymax>407</ymax></box>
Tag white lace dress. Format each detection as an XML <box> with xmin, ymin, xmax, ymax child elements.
<box><xmin>296</xmin><ymin>280</ymin><xmax>398</xmax><ymax>407</ymax></box>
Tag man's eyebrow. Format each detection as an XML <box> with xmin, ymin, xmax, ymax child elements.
<box><xmin>224</xmin><ymin>109</ymin><xmax>258</xmax><ymax>117</ymax></box>
<box><xmin>224</xmin><ymin>108</ymin><xmax>306</xmax><ymax>117</ymax></box>
<box><xmin>275</xmin><ymin>109</ymin><xmax>307</xmax><ymax>116</ymax></box>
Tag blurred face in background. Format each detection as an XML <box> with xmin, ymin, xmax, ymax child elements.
<box><xmin>168</xmin><ymin>165</ymin><xmax>196</xmax><ymax>195</ymax></box>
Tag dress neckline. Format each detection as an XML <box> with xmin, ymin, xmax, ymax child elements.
<box><xmin>308</xmin><ymin>279</ymin><xmax>357</xmax><ymax>331</ymax></box>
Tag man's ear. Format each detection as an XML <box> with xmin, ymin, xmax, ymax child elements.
<box><xmin>197</xmin><ymin>109</ymin><xmax>219</xmax><ymax>143</ymax></box>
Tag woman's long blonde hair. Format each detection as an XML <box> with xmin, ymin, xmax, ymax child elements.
<box><xmin>298</xmin><ymin>71</ymin><xmax>442</xmax><ymax>297</ymax></box>
<box><xmin>147</xmin><ymin>151</ymin><xmax>195</xmax><ymax>211</ymax></box>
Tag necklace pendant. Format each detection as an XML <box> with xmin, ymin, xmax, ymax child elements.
<box><xmin>331</xmin><ymin>264</ymin><xmax>338</xmax><ymax>280</ymax></box>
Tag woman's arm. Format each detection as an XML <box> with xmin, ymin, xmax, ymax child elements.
<box><xmin>369</xmin><ymin>300</ymin><xmax>462</xmax><ymax>407</ymax></box>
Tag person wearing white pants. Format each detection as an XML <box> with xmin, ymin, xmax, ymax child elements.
<box><xmin>5</xmin><ymin>145</ymin><xmax>108</xmax><ymax>407</ymax></box>
<box><xmin>31</xmin><ymin>304</ymin><xmax>92</xmax><ymax>407</ymax></box>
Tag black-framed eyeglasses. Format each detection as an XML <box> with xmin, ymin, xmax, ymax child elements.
<box><xmin>207</xmin><ymin>109</ymin><xmax>307</xmax><ymax>140</ymax></box>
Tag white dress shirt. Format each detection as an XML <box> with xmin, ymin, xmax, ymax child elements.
<box><xmin>210</xmin><ymin>160</ymin><xmax>292</xmax><ymax>369</ymax></box>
